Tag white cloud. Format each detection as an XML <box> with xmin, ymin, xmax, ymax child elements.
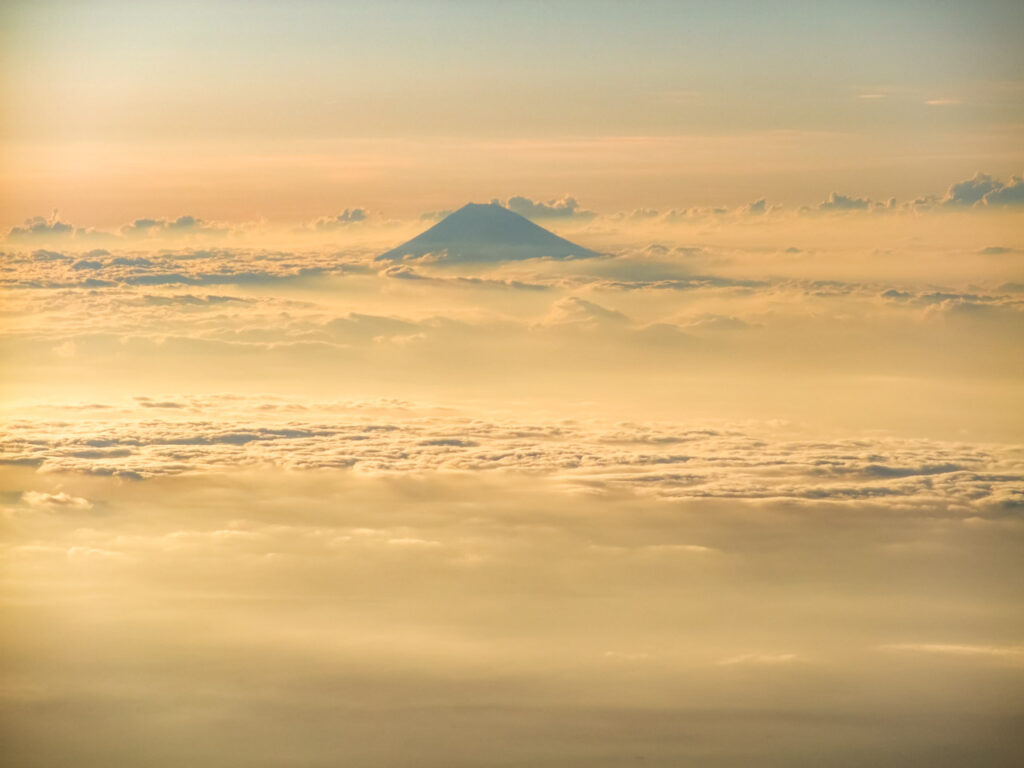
<box><xmin>818</xmin><ymin>192</ymin><xmax>874</xmax><ymax>211</ymax></box>
<box><xmin>717</xmin><ymin>653</ymin><xmax>799</xmax><ymax>666</ymax></box>
<box><xmin>939</xmin><ymin>172</ymin><xmax>1024</xmax><ymax>207</ymax></box>
<box><xmin>22</xmin><ymin>490</ymin><xmax>92</xmax><ymax>510</ymax></box>
<box><xmin>2</xmin><ymin>397</ymin><xmax>1020</xmax><ymax>518</ymax></box>
<box><xmin>308</xmin><ymin>208</ymin><xmax>368</xmax><ymax>230</ymax></box>
<box><xmin>538</xmin><ymin>296</ymin><xmax>630</xmax><ymax>329</ymax></box>
<box><xmin>7</xmin><ymin>214</ymin><xmax>75</xmax><ymax>241</ymax></box>
<box><xmin>498</xmin><ymin>195</ymin><xmax>596</xmax><ymax>221</ymax></box>
<box><xmin>981</xmin><ymin>175</ymin><xmax>1024</xmax><ymax>207</ymax></box>
<box><xmin>878</xmin><ymin>643</ymin><xmax>1024</xmax><ymax>662</ymax></box>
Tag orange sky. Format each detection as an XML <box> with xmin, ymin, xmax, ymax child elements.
<box><xmin>2</xmin><ymin>1</ymin><xmax>1022</xmax><ymax>227</ymax></box>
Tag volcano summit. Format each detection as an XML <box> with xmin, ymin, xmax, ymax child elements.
<box><xmin>377</xmin><ymin>202</ymin><xmax>601</xmax><ymax>263</ymax></box>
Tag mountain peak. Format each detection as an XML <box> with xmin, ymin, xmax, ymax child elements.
<box><xmin>377</xmin><ymin>202</ymin><xmax>600</xmax><ymax>263</ymax></box>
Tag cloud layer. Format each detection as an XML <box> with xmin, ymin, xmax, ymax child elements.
<box><xmin>7</xmin><ymin>172</ymin><xmax>1024</xmax><ymax>249</ymax></box>
<box><xmin>1</xmin><ymin>190</ymin><xmax>1022</xmax><ymax>768</ymax></box>
<box><xmin>3</xmin><ymin>397</ymin><xmax>1020</xmax><ymax>514</ymax></box>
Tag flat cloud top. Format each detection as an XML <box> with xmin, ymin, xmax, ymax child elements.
<box><xmin>1</xmin><ymin>199</ymin><xmax>1022</xmax><ymax>768</ymax></box>
<box><xmin>2</xmin><ymin>397</ymin><xmax>1020</xmax><ymax>518</ymax></box>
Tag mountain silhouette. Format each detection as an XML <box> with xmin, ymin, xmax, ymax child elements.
<box><xmin>377</xmin><ymin>203</ymin><xmax>600</xmax><ymax>263</ymax></box>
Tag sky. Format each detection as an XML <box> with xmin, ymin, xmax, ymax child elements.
<box><xmin>2</xmin><ymin>0</ymin><xmax>1024</xmax><ymax>222</ymax></box>
<box><xmin>2</xmin><ymin>2</ymin><xmax>1023</xmax><ymax>766</ymax></box>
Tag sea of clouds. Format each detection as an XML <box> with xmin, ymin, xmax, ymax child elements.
<box><xmin>1</xmin><ymin>192</ymin><xmax>1023</xmax><ymax>766</ymax></box>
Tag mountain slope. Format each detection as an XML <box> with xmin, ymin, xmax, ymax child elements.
<box><xmin>377</xmin><ymin>203</ymin><xmax>600</xmax><ymax>263</ymax></box>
